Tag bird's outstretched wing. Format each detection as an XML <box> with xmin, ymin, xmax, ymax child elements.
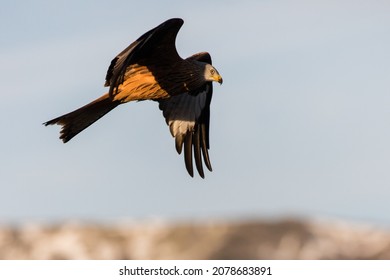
<box><xmin>158</xmin><ymin>52</ymin><xmax>214</xmax><ymax>178</ymax></box>
<box><xmin>105</xmin><ymin>18</ymin><xmax>184</xmax><ymax>96</ymax></box>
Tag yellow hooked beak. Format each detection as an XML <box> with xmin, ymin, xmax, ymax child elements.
<box><xmin>212</xmin><ymin>72</ymin><xmax>223</xmax><ymax>84</ymax></box>
<box><xmin>216</xmin><ymin>74</ymin><xmax>223</xmax><ymax>85</ymax></box>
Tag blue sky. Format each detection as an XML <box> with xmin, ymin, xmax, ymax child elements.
<box><xmin>1</xmin><ymin>0</ymin><xmax>390</xmax><ymax>225</ymax></box>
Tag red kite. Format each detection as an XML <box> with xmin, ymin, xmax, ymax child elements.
<box><xmin>44</xmin><ymin>18</ymin><xmax>223</xmax><ymax>178</ymax></box>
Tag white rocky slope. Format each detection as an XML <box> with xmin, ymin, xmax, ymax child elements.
<box><xmin>0</xmin><ymin>219</ymin><xmax>389</xmax><ymax>259</ymax></box>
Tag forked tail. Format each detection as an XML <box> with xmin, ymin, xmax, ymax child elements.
<box><xmin>44</xmin><ymin>93</ymin><xmax>120</xmax><ymax>143</ymax></box>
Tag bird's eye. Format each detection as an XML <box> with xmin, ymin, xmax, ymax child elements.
<box><xmin>210</xmin><ymin>69</ymin><xmax>215</xmax><ymax>75</ymax></box>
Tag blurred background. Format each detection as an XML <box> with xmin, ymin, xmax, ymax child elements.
<box><xmin>1</xmin><ymin>0</ymin><xmax>390</xmax><ymax>259</ymax></box>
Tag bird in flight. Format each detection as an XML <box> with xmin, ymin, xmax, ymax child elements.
<box><xmin>44</xmin><ymin>18</ymin><xmax>223</xmax><ymax>178</ymax></box>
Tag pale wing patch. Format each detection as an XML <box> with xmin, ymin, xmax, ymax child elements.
<box><xmin>160</xmin><ymin>87</ymin><xmax>208</xmax><ymax>140</ymax></box>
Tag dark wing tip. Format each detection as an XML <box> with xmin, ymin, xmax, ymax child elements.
<box><xmin>175</xmin><ymin>135</ymin><xmax>184</xmax><ymax>154</ymax></box>
<box><xmin>200</xmin><ymin>124</ymin><xmax>212</xmax><ymax>172</ymax></box>
<box><xmin>193</xmin><ymin>128</ymin><xmax>205</xmax><ymax>178</ymax></box>
<box><xmin>184</xmin><ymin>133</ymin><xmax>194</xmax><ymax>177</ymax></box>
<box><xmin>165</xmin><ymin>18</ymin><xmax>184</xmax><ymax>26</ymax></box>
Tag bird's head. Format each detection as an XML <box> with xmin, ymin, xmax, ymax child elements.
<box><xmin>204</xmin><ymin>64</ymin><xmax>223</xmax><ymax>85</ymax></box>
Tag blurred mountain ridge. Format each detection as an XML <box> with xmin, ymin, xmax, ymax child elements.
<box><xmin>1</xmin><ymin>218</ymin><xmax>389</xmax><ymax>259</ymax></box>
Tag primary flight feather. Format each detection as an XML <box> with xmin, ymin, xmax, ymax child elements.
<box><xmin>44</xmin><ymin>18</ymin><xmax>223</xmax><ymax>178</ymax></box>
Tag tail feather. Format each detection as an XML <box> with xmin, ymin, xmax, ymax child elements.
<box><xmin>44</xmin><ymin>93</ymin><xmax>120</xmax><ymax>143</ymax></box>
